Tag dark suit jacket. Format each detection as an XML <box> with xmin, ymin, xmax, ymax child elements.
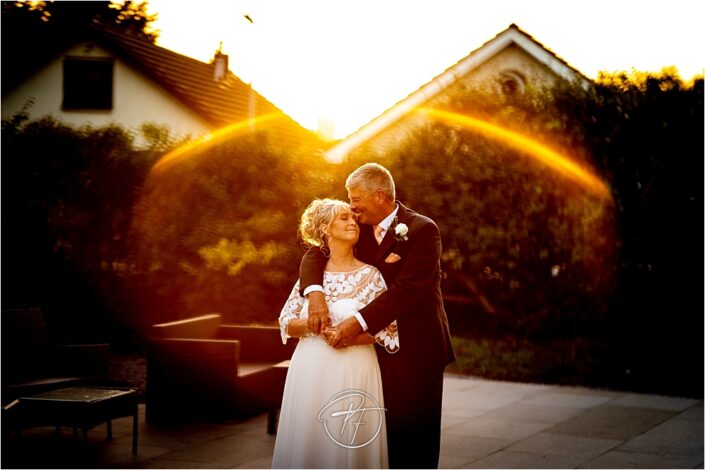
<box><xmin>300</xmin><ymin>202</ymin><xmax>455</xmax><ymax>374</ymax></box>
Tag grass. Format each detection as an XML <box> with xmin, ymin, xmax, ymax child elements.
<box><xmin>447</xmin><ymin>335</ymin><xmax>613</xmax><ymax>389</ymax></box>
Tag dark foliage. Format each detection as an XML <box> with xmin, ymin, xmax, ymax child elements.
<box><xmin>2</xmin><ymin>69</ymin><xmax>701</xmax><ymax>396</ymax></box>
<box><xmin>2</xmin><ymin>1</ymin><xmax>158</xmax><ymax>95</ymax></box>
<box><xmin>342</xmin><ymin>70</ymin><xmax>703</xmax><ymax>396</ymax></box>
<box><xmin>1</xmin><ymin>115</ymin><xmax>162</xmax><ymax>346</ymax></box>
<box><xmin>128</xmin><ymin>132</ymin><xmax>332</xmax><ymax>331</ymax></box>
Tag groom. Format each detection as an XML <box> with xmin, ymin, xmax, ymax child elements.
<box><xmin>300</xmin><ymin>162</ymin><xmax>455</xmax><ymax>468</ymax></box>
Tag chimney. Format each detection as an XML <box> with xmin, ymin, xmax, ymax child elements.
<box><xmin>212</xmin><ymin>43</ymin><xmax>229</xmax><ymax>82</ymax></box>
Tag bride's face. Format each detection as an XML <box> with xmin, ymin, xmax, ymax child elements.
<box><xmin>328</xmin><ymin>210</ymin><xmax>359</xmax><ymax>245</ymax></box>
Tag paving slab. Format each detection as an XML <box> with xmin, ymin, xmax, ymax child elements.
<box><xmin>484</xmin><ymin>401</ymin><xmax>586</xmax><ymax>425</ymax></box>
<box><xmin>98</xmin><ymin>442</ymin><xmax>174</xmax><ymax>468</ymax></box>
<box><xmin>675</xmin><ymin>402</ymin><xmax>704</xmax><ymax>422</ymax></box>
<box><xmin>3</xmin><ymin>375</ymin><xmax>702</xmax><ymax>469</ymax></box>
<box><xmin>465</xmin><ymin>449</ymin><xmax>590</xmax><ymax>468</ymax></box>
<box><xmin>131</xmin><ymin>458</ymin><xmax>219</xmax><ymax>468</ymax></box>
<box><xmin>158</xmin><ymin>433</ymin><xmax>275</xmax><ymax>468</ymax></box>
<box><xmin>444</xmin><ymin>415</ymin><xmax>553</xmax><ymax>442</ymax></box>
<box><xmin>545</xmin><ymin>405</ymin><xmax>677</xmax><ymax>440</ymax></box>
<box><xmin>443</xmin><ymin>374</ymin><xmax>483</xmax><ymax>392</ymax></box>
<box><xmin>439</xmin><ymin>453</ymin><xmax>477</xmax><ymax>469</ymax></box>
<box><xmin>507</xmin><ymin>432</ymin><xmax>622</xmax><ymax>459</ymax></box>
<box><xmin>611</xmin><ymin>393</ymin><xmax>700</xmax><ymax>411</ymax></box>
<box><xmin>520</xmin><ymin>390</ymin><xmax>615</xmax><ymax>409</ymax></box>
<box><xmin>618</xmin><ymin>415</ymin><xmax>704</xmax><ymax>456</ymax></box>
<box><xmin>443</xmin><ymin>389</ymin><xmax>525</xmax><ymax>412</ymax></box>
<box><xmin>452</xmin><ymin>377</ymin><xmax>549</xmax><ymax>397</ymax></box>
<box><xmin>442</xmin><ymin>414</ymin><xmax>476</xmax><ymax>430</ymax></box>
<box><xmin>440</xmin><ymin>433</ymin><xmax>513</xmax><ymax>462</ymax></box>
<box><xmin>228</xmin><ymin>454</ymin><xmax>275</xmax><ymax>468</ymax></box>
<box><xmin>136</xmin><ymin>421</ymin><xmax>250</xmax><ymax>447</ymax></box>
<box><xmin>579</xmin><ymin>449</ymin><xmax>704</xmax><ymax>469</ymax></box>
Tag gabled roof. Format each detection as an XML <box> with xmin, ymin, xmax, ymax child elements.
<box><xmin>4</xmin><ymin>22</ymin><xmax>320</xmax><ymax>148</ymax></box>
<box><xmin>97</xmin><ymin>25</ymin><xmax>276</xmax><ymax>129</ymax></box>
<box><xmin>326</xmin><ymin>24</ymin><xmax>590</xmax><ymax>162</ymax></box>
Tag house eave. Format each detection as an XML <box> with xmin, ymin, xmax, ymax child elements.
<box><xmin>325</xmin><ymin>24</ymin><xmax>591</xmax><ymax>163</ymax></box>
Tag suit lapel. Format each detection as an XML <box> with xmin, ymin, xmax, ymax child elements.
<box><xmin>358</xmin><ymin>203</ymin><xmax>412</xmax><ymax>265</ymax></box>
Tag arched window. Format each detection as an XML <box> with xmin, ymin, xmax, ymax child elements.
<box><xmin>497</xmin><ymin>70</ymin><xmax>526</xmax><ymax>96</ymax></box>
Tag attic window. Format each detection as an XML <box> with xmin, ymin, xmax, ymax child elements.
<box><xmin>63</xmin><ymin>56</ymin><xmax>114</xmax><ymax>110</ymax></box>
<box><xmin>497</xmin><ymin>70</ymin><xmax>526</xmax><ymax>96</ymax></box>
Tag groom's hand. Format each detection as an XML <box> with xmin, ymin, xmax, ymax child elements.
<box><xmin>332</xmin><ymin>317</ymin><xmax>362</xmax><ymax>349</ymax></box>
<box><xmin>307</xmin><ymin>291</ymin><xmax>330</xmax><ymax>335</ymax></box>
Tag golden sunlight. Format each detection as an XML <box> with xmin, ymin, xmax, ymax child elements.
<box><xmin>147</xmin><ymin>0</ymin><xmax>704</xmax><ymax>139</ymax></box>
<box><xmin>419</xmin><ymin>107</ymin><xmax>613</xmax><ymax>201</ymax></box>
<box><xmin>151</xmin><ymin>112</ymin><xmax>285</xmax><ymax>174</ymax></box>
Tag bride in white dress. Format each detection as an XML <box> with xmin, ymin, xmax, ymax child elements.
<box><xmin>272</xmin><ymin>198</ymin><xmax>399</xmax><ymax>469</ymax></box>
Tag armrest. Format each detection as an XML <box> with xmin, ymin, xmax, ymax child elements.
<box><xmin>52</xmin><ymin>343</ymin><xmax>109</xmax><ymax>377</ymax></box>
<box><xmin>217</xmin><ymin>325</ymin><xmax>297</xmax><ymax>362</ymax></box>
<box><xmin>150</xmin><ymin>314</ymin><xmax>222</xmax><ymax>339</ymax></box>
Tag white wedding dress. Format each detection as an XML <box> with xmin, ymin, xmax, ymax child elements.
<box><xmin>272</xmin><ymin>264</ymin><xmax>398</xmax><ymax>469</ymax></box>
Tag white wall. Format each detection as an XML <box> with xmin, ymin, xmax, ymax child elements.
<box><xmin>459</xmin><ymin>43</ymin><xmax>561</xmax><ymax>91</ymax></box>
<box><xmin>2</xmin><ymin>42</ymin><xmax>212</xmax><ymax>144</ymax></box>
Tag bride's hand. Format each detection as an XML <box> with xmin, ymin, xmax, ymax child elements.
<box><xmin>307</xmin><ymin>291</ymin><xmax>330</xmax><ymax>335</ymax></box>
<box><xmin>331</xmin><ymin>317</ymin><xmax>362</xmax><ymax>349</ymax></box>
<box><xmin>323</xmin><ymin>326</ymin><xmax>339</xmax><ymax>346</ymax></box>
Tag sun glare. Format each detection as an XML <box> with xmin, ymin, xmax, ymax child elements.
<box><xmin>152</xmin><ymin>112</ymin><xmax>285</xmax><ymax>174</ymax></box>
<box><xmin>419</xmin><ymin>108</ymin><xmax>613</xmax><ymax>200</ymax></box>
<box><xmin>147</xmin><ymin>0</ymin><xmax>704</xmax><ymax>140</ymax></box>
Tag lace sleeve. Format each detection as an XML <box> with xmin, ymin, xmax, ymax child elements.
<box><xmin>374</xmin><ymin>320</ymin><xmax>399</xmax><ymax>354</ymax></box>
<box><xmin>279</xmin><ymin>279</ymin><xmax>304</xmax><ymax>344</ymax></box>
<box><xmin>360</xmin><ymin>268</ymin><xmax>399</xmax><ymax>354</ymax></box>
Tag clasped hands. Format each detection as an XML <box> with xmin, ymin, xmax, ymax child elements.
<box><xmin>307</xmin><ymin>291</ymin><xmax>360</xmax><ymax>348</ymax></box>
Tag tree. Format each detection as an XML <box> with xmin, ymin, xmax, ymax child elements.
<box><xmin>340</xmin><ymin>69</ymin><xmax>702</xmax><ymax>396</ymax></box>
<box><xmin>2</xmin><ymin>65</ymin><xmax>701</xmax><ymax>396</ymax></box>
<box><xmin>2</xmin><ymin>1</ymin><xmax>158</xmax><ymax>41</ymax></box>
<box><xmin>1</xmin><ymin>115</ymin><xmax>163</xmax><ymax>343</ymax></box>
<box><xmin>586</xmin><ymin>69</ymin><xmax>704</xmax><ymax>395</ymax></box>
<box><xmin>128</xmin><ymin>131</ymin><xmax>332</xmax><ymax>330</ymax></box>
<box><xmin>342</xmin><ymin>82</ymin><xmax>619</xmax><ymax>340</ymax></box>
<box><xmin>2</xmin><ymin>1</ymin><xmax>158</xmax><ymax>94</ymax></box>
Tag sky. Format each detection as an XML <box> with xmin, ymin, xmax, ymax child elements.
<box><xmin>146</xmin><ymin>0</ymin><xmax>704</xmax><ymax>139</ymax></box>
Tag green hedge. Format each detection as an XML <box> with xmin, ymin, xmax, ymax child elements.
<box><xmin>3</xmin><ymin>70</ymin><xmax>702</xmax><ymax>396</ymax></box>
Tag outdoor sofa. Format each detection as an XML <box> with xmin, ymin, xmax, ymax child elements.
<box><xmin>146</xmin><ymin>314</ymin><xmax>296</xmax><ymax>433</ymax></box>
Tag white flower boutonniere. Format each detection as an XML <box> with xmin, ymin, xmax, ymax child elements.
<box><xmin>393</xmin><ymin>219</ymin><xmax>409</xmax><ymax>242</ymax></box>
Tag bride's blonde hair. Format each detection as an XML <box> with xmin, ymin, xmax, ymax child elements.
<box><xmin>299</xmin><ymin>198</ymin><xmax>350</xmax><ymax>249</ymax></box>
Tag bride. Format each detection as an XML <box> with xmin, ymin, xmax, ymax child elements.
<box><xmin>272</xmin><ymin>198</ymin><xmax>398</xmax><ymax>469</ymax></box>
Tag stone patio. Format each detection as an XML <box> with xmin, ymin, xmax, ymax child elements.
<box><xmin>2</xmin><ymin>374</ymin><xmax>702</xmax><ymax>469</ymax></box>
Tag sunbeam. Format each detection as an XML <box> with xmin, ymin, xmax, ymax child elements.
<box><xmin>151</xmin><ymin>111</ymin><xmax>285</xmax><ymax>174</ymax></box>
<box><xmin>418</xmin><ymin>107</ymin><xmax>613</xmax><ymax>200</ymax></box>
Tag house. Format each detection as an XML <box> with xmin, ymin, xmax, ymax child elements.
<box><xmin>326</xmin><ymin>23</ymin><xmax>590</xmax><ymax>162</ymax></box>
<box><xmin>1</xmin><ymin>23</ymin><xmax>321</xmax><ymax>150</ymax></box>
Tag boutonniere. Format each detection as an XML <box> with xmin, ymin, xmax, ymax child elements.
<box><xmin>392</xmin><ymin>217</ymin><xmax>408</xmax><ymax>242</ymax></box>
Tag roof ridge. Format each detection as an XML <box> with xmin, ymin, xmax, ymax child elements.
<box><xmin>92</xmin><ymin>22</ymin><xmax>306</xmax><ymax>130</ymax></box>
<box><xmin>326</xmin><ymin>23</ymin><xmax>590</xmax><ymax>161</ymax></box>
<box><xmin>499</xmin><ymin>23</ymin><xmax>590</xmax><ymax>82</ymax></box>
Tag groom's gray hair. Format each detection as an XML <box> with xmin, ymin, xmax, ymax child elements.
<box><xmin>345</xmin><ymin>163</ymin><xmax>396</xmax><ymax>201</ymax></box>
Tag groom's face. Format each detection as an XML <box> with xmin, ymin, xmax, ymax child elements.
<box><xmin>348</xmin><ymin>186</ymin><xmax>382</xmax><ymax>226</ymax></box>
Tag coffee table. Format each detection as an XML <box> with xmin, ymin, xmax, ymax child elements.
<box><xmin>18</xmin><ymin>386</ymin><xmax>138</xmax><ymax>455</ymax></box>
